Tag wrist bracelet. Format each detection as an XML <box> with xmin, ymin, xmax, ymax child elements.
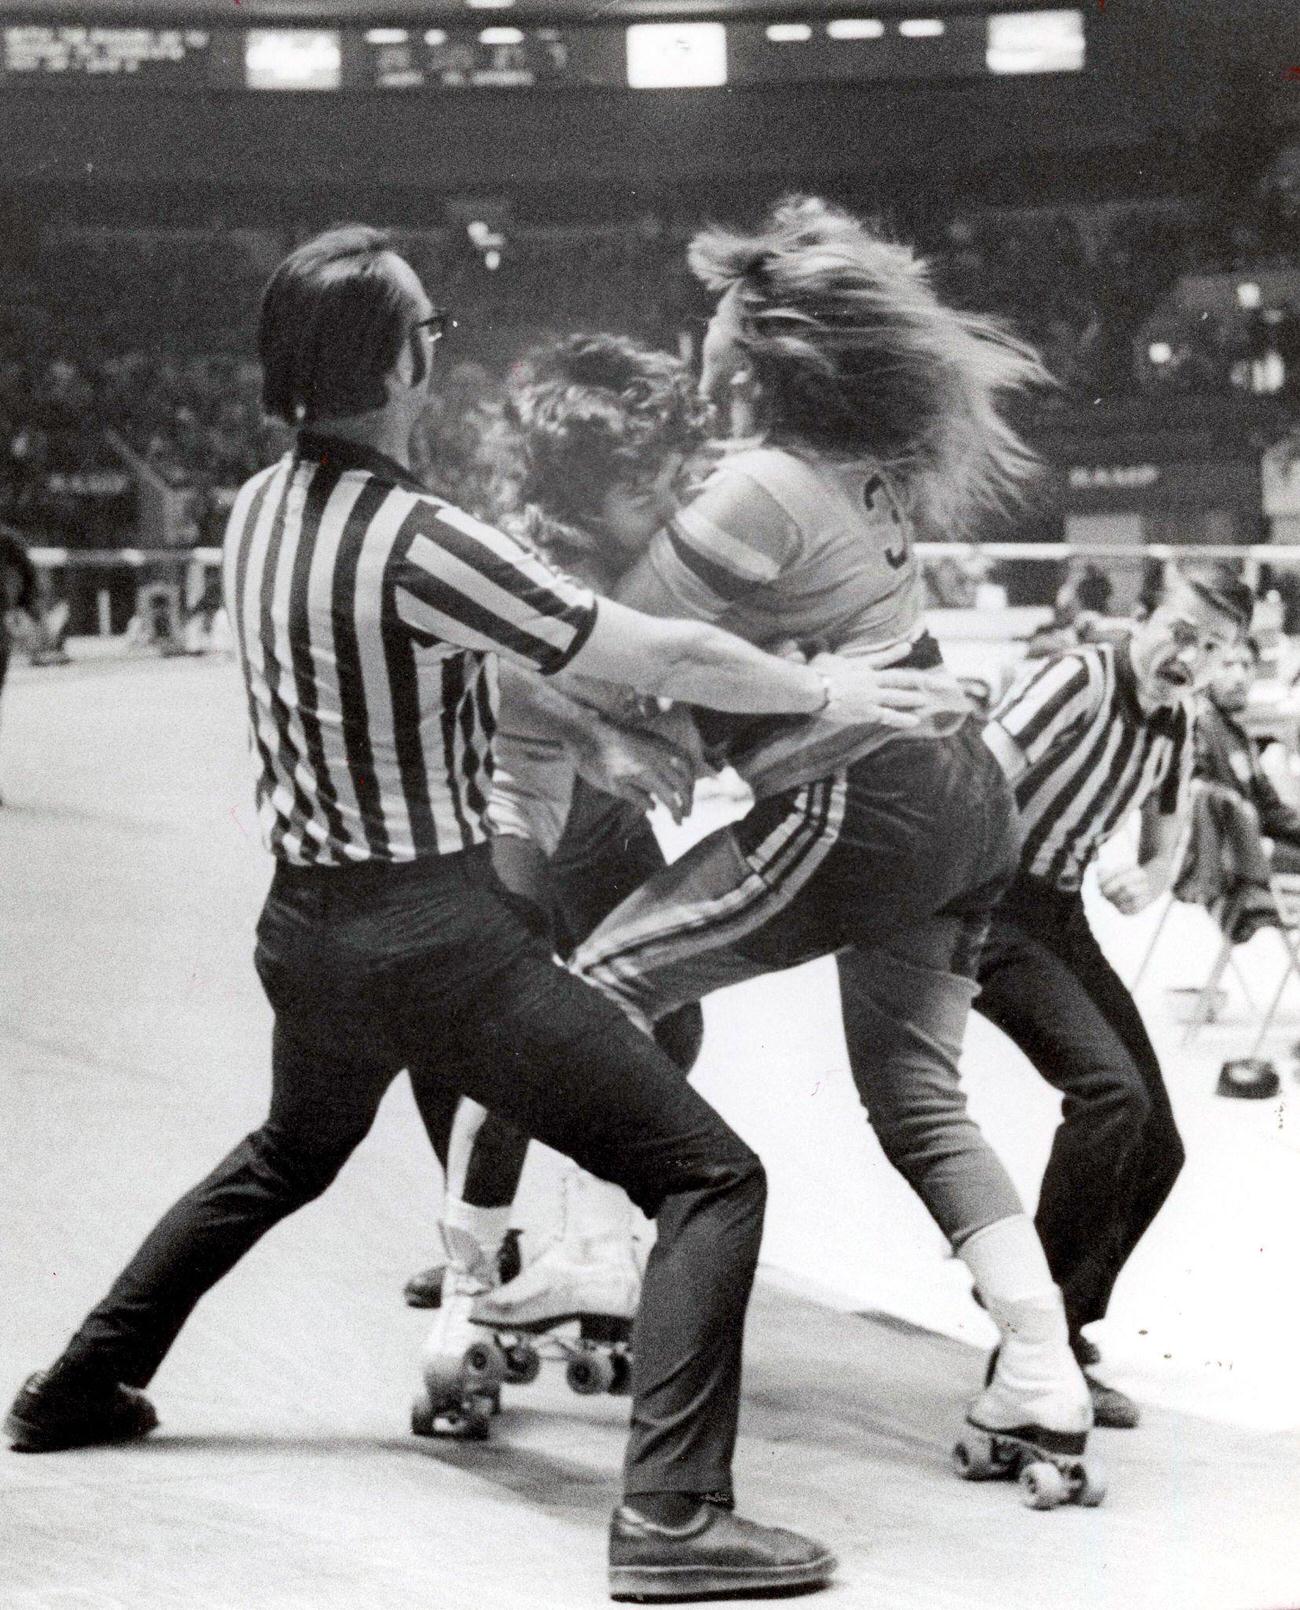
<box><xmin>812</xmin><ymin>668</ymin><xmax>836</xmax><ymax>716</ymax></box>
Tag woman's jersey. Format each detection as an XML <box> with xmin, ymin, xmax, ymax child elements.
<box><xmin>618</xmin><ymin>445</ymin><xmax>942</xmax><ymax>798</ymax></box>
<box><xmin>487</xmin><ymin>509</ymin><xmax>638</xmax><ymax>856</ymax></box>
<box><xmin>644</xmin><ymin>445</ymin><xmax>923</xmax><ymax>654</ymax></box>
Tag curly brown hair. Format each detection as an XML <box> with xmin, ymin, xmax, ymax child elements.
<box><xmin>508</xmin><ymin>332</ymin><xmax>713</xmax><ymax>529</ymax></box>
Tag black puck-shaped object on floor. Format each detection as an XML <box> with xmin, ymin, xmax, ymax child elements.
<box><xmin>1216</xmin><ymin>1058</ymin><xmax>1281</xmax><ymax>1100</ymax></box>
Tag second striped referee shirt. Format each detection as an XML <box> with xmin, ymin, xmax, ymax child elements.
<box><xmin>983</xmin><ymin>639</ymin><xmax>1194</xmax><ymax>892</ymax></box>
<box><xmin>221</xmin><ymin>433</ymin><xmax>597</xmax><ymax>866</ymax></box>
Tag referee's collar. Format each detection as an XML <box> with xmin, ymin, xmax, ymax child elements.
<box><xmin>295</xmin><ymin>430</ymin><xmax>428</xmax><ymax>494</ymax></box>
<box><xmin>1110</xmin><ymin>638</ymin><xmax>1181</xmax><ymax>735</ymax></box>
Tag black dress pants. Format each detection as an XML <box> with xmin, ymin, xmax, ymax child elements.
<box><xmin>975</xmin><ymin>875</ymin><xmax>1186</xmax><ymax>1339</ymax></box>
<box><xmin>61</xmin><ymin>845</ymin><xmax>765</xmax><ymax>1499</ymax></box>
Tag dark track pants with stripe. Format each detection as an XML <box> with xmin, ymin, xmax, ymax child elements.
<box><xmin>571</xmin><ymin>722</ymin><xmax>1027</xmax><ymax>1248</ymax></box>
<box><xmin>58</xmin><ymin>844</ymin><xmax>763</xmax><ymax>1500</ymax></box>
<box><xmin>410</xmin><ymin>779</ymin><xmax>705</xmax><ymax>1205</ymax></box>
<box><xmin>975</xmin><ymin>875</ymin><xmax>1186</xmax><ymax>1341</ymax></box>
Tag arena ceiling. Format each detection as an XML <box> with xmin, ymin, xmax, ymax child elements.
<box><xmin>4</xmin><ymin>0</ymin><xmax>1089</xmax><ymax>20</ymax></box>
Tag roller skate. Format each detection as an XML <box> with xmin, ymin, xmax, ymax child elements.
<box><xmin>403</xmin><ymin>1228</ymin><xmax>523</xmax><ymax>1310</ymax></box>
<box><xmin>954</xmin><ymin>1299</ymin><xmax>1105</xmax><ymax>1510</ymax></box>
<box><xmin>465</xmin><ymin>1170</ymin><xmax>642</xmax><ymax>1401</ymax></box>
<box><xmin>411</xmin><ymin>1227</ymin><xmax>502</xmax><ymax>1440</ymax></box>
<box><xmin>466</xmin><ymin>1312</ymin><xmax>635</xmax><ymax>1400</ymax></box>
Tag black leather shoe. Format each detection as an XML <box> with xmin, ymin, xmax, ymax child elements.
<box><xmin>1086</xmin><ymin>1372</ymin><xmax>1140</xmax><ymax>1429</ymax></box>
<box><xmin>608</xmin><ymin>1503</ymin><xmax>836</xmax><ymax>1601</ymax></box>
<box><xmin>403</xmin><ymin>1264</ymin><xmax>446</xmax><ymax>1309</ymax></box>
<box><xmin>6</xmin><ymin>1369</ymin><xmax>158</xmax><ymax>1453</ymax></box>
<box><xmin>1072</xmin><ymin>1335</ymin><xmax>1102</xmax><ymax>1369</ymax></box>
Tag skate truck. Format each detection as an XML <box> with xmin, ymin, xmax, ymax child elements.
<box><xmin>412</xmin><ymin>1313</ymin><xmax>634</xmax><ymax>1439</ymax></box>
<box><xmin>952</xmin><ymin>1418</ymin><xmax>1107</xmax><ymax>1510</ymax></box>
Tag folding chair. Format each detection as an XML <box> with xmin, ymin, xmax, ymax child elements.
<box><xmin>1129</xmin><ymin>778</ymin><xmax>1300</xmax><ymax>1045</ymax></box>
<box><xmin>1130</xmin><ymin>890</ymin><xmax>1259</xmax><ymax>1040</ymax></box>
<box><xmin>1236</xmin><ymin>873</ymin><xmax>1300</xmax><ymax>1061</ymax></box>
<box><xmin>1164</xmin><ymin>874</ymin><xmax>1300</xmax><ymax>1050</ymax></box>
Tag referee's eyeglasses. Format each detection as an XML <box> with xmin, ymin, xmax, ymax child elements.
<box><xmin>413</xmin><ymin>310</ymin><xmax>456</xmax><ymax>344</ymax></box>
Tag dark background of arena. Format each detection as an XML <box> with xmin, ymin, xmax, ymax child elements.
<box><xmin>1</xmin><ymin>0</ymin><xmax>1299</xmax><ymax>632</ymax></box>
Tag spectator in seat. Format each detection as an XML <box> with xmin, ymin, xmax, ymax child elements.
<box><xmin>1197</xmin><ymin>635</ymin><xmax>1300</xmax><ymax>875</ymax></box>
<box><xmin>0</xmin><ymin>528</ymin><xmax>49</xmax><ymax>802</ymax></box>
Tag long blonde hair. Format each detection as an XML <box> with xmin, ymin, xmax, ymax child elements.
<box><xmin>689</xmin><ymin>196</ymin><xmax>1050</xmax><ymax>535</ymax></box>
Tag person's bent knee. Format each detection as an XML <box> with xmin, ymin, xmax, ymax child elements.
<box><xmin>1143</xmin><ymin>1109</ymin><xmax>1185</xmax><ymax>1187</ymax></box>
<box><xmin>661</xmin><ymin>1143</ymin><xmax>765</xmax><ymax>1220</ymax></box>
<box><xmin>1078</xmin><ymin>1066</ymin><xmax>1152</xmax><ymax>1130</ymax></box>
<box><xmin>731</xmin><ymin>1143</ymin><xmax>766</xmax><ymax>1196</ymax></box>
<box><xmin>1164</xmin><ymin>1130</ymin><xmax>1187</xmax><ymax>1191</ymax></box>
<box><xmin>653</xmin><ymin>1003</ymin><xmax>704</xmax><ymax>1075</ymax></box>
<box><xmin>718</xmin><ymin>1144</ymin><xmax>767</xmax><ymax>1219</ymax></box>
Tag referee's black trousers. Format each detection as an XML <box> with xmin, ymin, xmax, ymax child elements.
<box><xmin>975</xmin><ymin>875</ymin><xmax>1186</xmax><ymax>1341</ymax></box>
<box><xmin>60</xmin><ymin>844</ymin><xmax>765</xmax><ymax>1501</ymax></box>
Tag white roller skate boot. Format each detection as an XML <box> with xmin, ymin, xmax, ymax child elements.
<box><xmin>412</xmin><ymin>1221</ymin><xmax>503</xmax><ymax>1439</ymax></box>
<box><xmin>954</xmin><ymin>1218</ymin><xmax>1104</xmax><ymax>1509</ymax></box>
<box><xmin>469</xmin><ymin>1170</ymin><xmax>642</xmax><ymax>1397</ymax></box>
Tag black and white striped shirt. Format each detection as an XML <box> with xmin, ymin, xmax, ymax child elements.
<box><xmin>985</xmin><ymin>640</ymin><xmax>1193</xmax><ymax>892</ymax></box>
<box><xmin>221</xmin><ymin>433</ymin><xmax>596</xmax><ymax>865</ymax></box>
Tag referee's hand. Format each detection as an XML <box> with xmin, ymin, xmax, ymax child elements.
<box><xmin>811</xmin><ymin>653</ymin><xmax>973</xmax><ymax>731</ymax></box>
<box><xmin>569</xmin><ymin>716</ymin><xmax>698</xmax><ymax>824</ymax></box>
<box><xmin>1098</xmin><ymin>865</ymin><xmax>1155</xmax><ymax>915</ymax></box>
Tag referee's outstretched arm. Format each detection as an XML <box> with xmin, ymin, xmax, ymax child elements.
<box><xmin>560</xmin><ymin>594</ymin><xmax>955</xmax><ymax>731</ymax></box>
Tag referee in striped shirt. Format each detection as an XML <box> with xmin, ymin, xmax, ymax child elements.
<box><xmin>7</xmin><ymin>227</ymin><xmax>955</xmax><ymax>1599</ymax></box>
<box><xmin>976</xmin><ymin>568</ymin><xmax>1253</xmax><ymax>1427</ymax></box>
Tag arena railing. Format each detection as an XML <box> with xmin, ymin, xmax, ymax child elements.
<box><xmin>25</xmin><ymin>541</ymin><xmax>1300</xmax><ymax>660</ymax></box>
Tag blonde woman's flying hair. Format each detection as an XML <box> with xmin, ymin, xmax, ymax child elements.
<box><xmin>689</xmin><ymin>195</ymin><xmax>1050</xmax><ymax>536</ymax></box>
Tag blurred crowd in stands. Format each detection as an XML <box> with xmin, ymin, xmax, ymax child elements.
<box><xmin>0</xmin><ymin>140</ymin><xmax>1297</xmax><ymax>547</ymax></box>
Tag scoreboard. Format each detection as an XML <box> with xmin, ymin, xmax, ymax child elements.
<box><xmin>0</xmin><ymin>12</ymin><xmax>1086</xmax><ymax>93</ymax></box>
<box><xmin>0</xmin><ymin>22</ymin><xmax>619</xmax><ymax>89</ymax></box>
<box><xmin>1</xmin><ymin>25</ymin><xmax>214</xmax><ymax>82</ymax></box>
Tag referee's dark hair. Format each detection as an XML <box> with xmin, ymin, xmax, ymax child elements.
<box><xmin>259</xmin><ymin>225</ymin><xmax>422</xmax><ymax>425</ymax></box>
<box><xmin>1174</xmin><ymin>564</ymin><xmax>1254</xmax><ymax>637</ymax></box>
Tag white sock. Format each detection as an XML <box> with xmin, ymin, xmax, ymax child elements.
<box><xmin>958</xmin><ymin>1215</ymin><xmax>1065</xmax><ymax>1343</ymax></box>
<box><xmin>440</xmin><ymin>1199</ymin><xmax>510</xmax><ymax>1273</ymax></box>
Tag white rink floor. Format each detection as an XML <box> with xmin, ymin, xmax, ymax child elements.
<box><xmin>3</xmin><ymin>651</ymin><xmax>1300</xmax><ymax>1610</ymax></box>
<box><xmin>4</xmin><ymin>651</ymin><xmax>1300</xmax><ymax>1434</ymax></box>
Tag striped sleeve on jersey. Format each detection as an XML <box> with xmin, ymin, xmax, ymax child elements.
<box><xmin>635</xmin><ymin>466</ymin><xmax>801</xmax><ymax>622</ymax></box>
<box><xmin>988</xmin><ymin>652</ymin><xmax>1103</xmax><ymax>768</ymax></box>
<box><xmin>391</xmin><ymin>497</ymin><xmax>597</xmax><ymax>675</ymax></box>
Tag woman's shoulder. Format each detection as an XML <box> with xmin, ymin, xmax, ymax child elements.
<box><xmin>716</xmin><ymin>440</ymin><xmax>815</xmax><ymax>482</ymax></box>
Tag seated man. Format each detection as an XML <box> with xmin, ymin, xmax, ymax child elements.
<box><xmin>1196</xmin><ymin>635</ymin><xmax>1300</xmax><ymax>876</ymax></box>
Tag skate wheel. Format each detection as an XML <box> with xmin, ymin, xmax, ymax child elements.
<box><xmin>463</xmin><ymin>1338</ymin><xmax>507</xmax><ymax>1389</ymax></box>
<box><xmin>439</xmin><ymin>1395</ymin><xmax>493</xmax><ymax>1441</ymax></box>
<box><xmin>1019</xmin><ymin>1461</ymin><xmax>1068</xmax><ymax>1510</ymax></box>
<box><xmin>952</xmin><ymin>1434</ymin><xmax>998</xmax><ymax>1481</ymax></box>
<box><xmin>410</xmin><ymin>1388</ymin><xmax>434</xmax><ymax>1439</ymax></box>
<box><xmin>566</xmin><ymin>1350</ymin><xmax>615</xmax><ymax>1396</ymax></box>
<box><xmin>607</xmin><ymin>1352</ymin><xmax>633</xmax><ymax>1397</ymax></box>
<box><xmin>464</xmin><ymin>1394</ymin><xmax>495</xmax><ymax>1438</ymax></box>
<box><xmin>504</xmin><ymin>1342</ymin><xmax>541</xmax><ymax>1386</ymax></box>
<box><xmin>437</xmin><ymin>1409</ymin><xmax>487</xmax><ymax>1440</ymax></box>
<box><xmin>1074</xmin><ymin>1459</ymin><xmax>1107</xmax><ymax>1508</ymax></box>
